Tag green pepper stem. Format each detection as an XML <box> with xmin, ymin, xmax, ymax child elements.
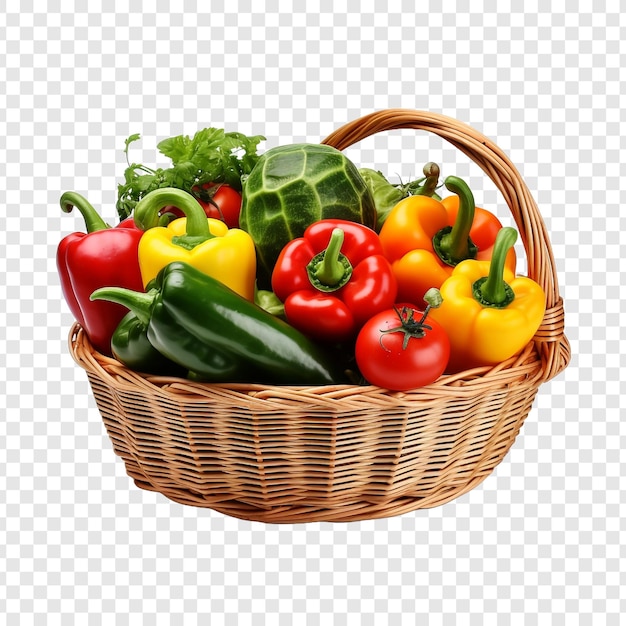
<box><xmin>90</xmin><ymin>286</ymin><xmax>156</xmax><ymax>327</ymax></box>
<box><xmin>416</xmin><ymin>162</ymin><xmax>440</xmax><ymax>197</ymax></box>
<box><xmin>315</xmin><ymin>228</ymin><xmax>345</xmax><ymax>285</ymax></box>
<box><xmin>404</xmin><ymin>162</ymin><xmax>440</xmax><ymax>198</ymax></box>
<box><xmin>433</xmin><ymin>176</ymin><xmax>477</xmax><ymax>266</ymax></box>
<box><xmin>476</xmin><ymin>226</ymin><xmax>517</xmax><ymax>307</ymax></box>
<box><xmin>306</xmin><ymin>228</ymin><xmax>353</xmax><ymax>292</ymax></box>
<box><xmin>60</xmin><ymin>192</ymin><xmax>109</xmax><ymax>233</ymax></box>
<box><xmin>133</xmin><ymin>187</ymin><xmax>213</xmax><ymax>243</ymax></box>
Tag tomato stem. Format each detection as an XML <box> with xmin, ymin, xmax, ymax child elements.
<box><xmin>380</xmin><ymin>289</ymin><xmax>443</xmax><ymax>351</ymax></box>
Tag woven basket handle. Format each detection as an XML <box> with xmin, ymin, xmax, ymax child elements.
<box><xmin>322</xmin><ymin>109</ymin><xmax>570</xmax><ymax>381</ymax></box>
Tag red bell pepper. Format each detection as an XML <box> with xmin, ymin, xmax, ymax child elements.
<box><xmin>57</xmin><ymin>192</ymin><xmax>144</xmax><ymax>356</ymax></box>
<box><xmin>271</xmin><ymin>219</ymin><xmax>398</xmax><ymax>343</ymax></box>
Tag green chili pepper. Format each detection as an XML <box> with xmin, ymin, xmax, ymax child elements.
<box><xmin>91</xmin><ymin>261</ymin><xmax>348</xmax><ymax>385</ymax></box>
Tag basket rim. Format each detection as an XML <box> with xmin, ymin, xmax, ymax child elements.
<box><xmin>69</xmin><ymin>322</ymin><xmax>547</xmax><ymax>402</ymax></box>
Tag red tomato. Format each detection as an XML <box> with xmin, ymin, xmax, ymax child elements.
<box><xmin>158</xmin><ymin>183</ymin><xmax>242</xmax><ymax>229</ymax></box>
<box><xmin>196</xmin><ymin>183</ymin><xmax>242</xmax><ymax>229</ymax></box>
<box><xmin>355</xmin><ymin>305</ymin><xmax>450</xmax><ymax>391</ymax></box>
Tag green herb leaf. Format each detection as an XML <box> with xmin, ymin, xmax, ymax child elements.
<box><xmin>124</xmin><ymin>134</ymin><xmax>142</xmax><ymax>162</ymax></box>
<box><xmin>115</xmin><ymin>128</ymin><xmax>266</xmax><ymax>221</ymax></box>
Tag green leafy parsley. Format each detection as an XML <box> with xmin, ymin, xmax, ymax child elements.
<box><xmin>116</xmin><ymin>128</ymin><xmax>265</xmax><ymax>220</ymax></box>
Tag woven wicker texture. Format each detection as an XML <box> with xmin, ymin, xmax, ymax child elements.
<box><xmin>69</xmin><ymin>110</ymin><xmax>570</xmax><ymax>523</ymax></box>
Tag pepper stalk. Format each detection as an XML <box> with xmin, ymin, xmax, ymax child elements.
<box><xmin>432</xmin><ymin>175</ymin><xmax>478</xmax><ymax>266</ymax></box>
<box><xmin>60</xmin><ymin>192</ymin><xmax>110</xmax><ymax>233</ymax></box>
<box><xmin>306</xmin><ymin>228</ymin><xmax>353</xmax><ymax>292</ymax></box>
<box><xmin>472</xmin><ymin>226</ymin><xmax>517</xmax><ymax>308</ymax></box>
<box><xmin>91</xmin><ymin>286</ymin><xmax>156</xmax><ymax>326</ymax></box>
<box><xmin>409</xmin><ymin>162</ymin><xmax>440</xmax><ymax>197</ymax></box>
<box><xmin>133</xmin><ymin>187</ymin><xmax>215</xmax><ymax>250</ymax></box>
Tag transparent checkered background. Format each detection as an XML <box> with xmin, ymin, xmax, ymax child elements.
<box><xmin>1</xmin><ymin>2</ymin><xmax>623</xmax><ymax>624</ymax></box>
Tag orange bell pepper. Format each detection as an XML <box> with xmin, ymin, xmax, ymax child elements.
<box><xmin>379</xmin><ymin>176</ymin><xmax>516</xmax><ymax>304</ymax></box>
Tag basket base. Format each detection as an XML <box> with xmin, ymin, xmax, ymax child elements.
<box><xmin>129</xmin><ymin>470</ymin><xmax>493</xmax><ymax>524</ymax></box>
<box><xmin>70</xmin><ymin>323</ymin><xmax>544</xmax><ymax>524</ymax></box>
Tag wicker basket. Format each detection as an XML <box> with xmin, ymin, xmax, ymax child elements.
<box><xmin>68</xmin><ymin>109</ymin><xmax>570</xmax><ymax>523</ymax></box>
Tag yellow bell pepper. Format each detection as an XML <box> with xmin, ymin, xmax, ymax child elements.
<box><xmin>133</xmin><ymin>187</ymin><xmax>256</xmax><ymax>301</ymax></box>
<box><xmin>429</xmin><ymin>227</ymin><xmax>546</xmax><ymax>373</ymax></box>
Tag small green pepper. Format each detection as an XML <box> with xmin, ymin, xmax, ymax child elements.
<box><xmin>110</xmin><ymin>310</ymin><xmax>188</xmax><ymax>377</ymax></box>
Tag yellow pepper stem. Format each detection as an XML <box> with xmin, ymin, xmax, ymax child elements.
<box><xmin>133</xmin><ymin>187</ymin><xmax>214</xmax><ymax>249</ymax></box>
<box><xmin>473</xmin><ymin>226</ymin><xmax>517</xmax><ymax>308</ymax></box>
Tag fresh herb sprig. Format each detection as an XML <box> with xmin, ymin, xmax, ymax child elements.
<box><xmin>116</xmin><ymin>128</ymin><xmax>265</xmax><ymax>221</ymax></box>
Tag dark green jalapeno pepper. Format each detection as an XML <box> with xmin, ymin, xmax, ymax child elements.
<box><xmin>91</xmin><ymin>261</ymin><xmax>348</xmax><ymax>385</ymax></box>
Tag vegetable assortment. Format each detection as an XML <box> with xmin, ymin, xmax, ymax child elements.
<box><xmin>116</xmin><ymin>128</ymin><xmax>264</xmax><ymax>220</ymax></box>
<box><xmin>58</xmin><ymin>126</ymin><xmax>547</xmax><ymax>391</ymax></box>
